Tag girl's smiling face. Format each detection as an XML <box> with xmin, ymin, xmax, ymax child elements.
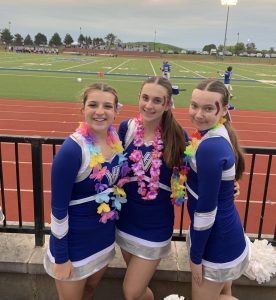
<box><xmin>82</xmin><ymin>90</ymin><xmax>117</xmax><ymax>135</ymax></box>
<box><xmin>189</xmin><ymin>88</ymin><xmax>227</xmax><ymax>131</ymax></box>
<box><xmin>138</xmin><ymin>83</ymin><xmax>170</xmax><ymax>125</ymax></box>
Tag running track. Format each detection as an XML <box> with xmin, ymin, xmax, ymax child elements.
<box><xmin>0</xmin><ymin>99</ymin><xmax>275</xmax><ymax>235</ymax></box>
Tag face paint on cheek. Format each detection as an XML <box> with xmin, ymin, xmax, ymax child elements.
<box><xmin>162</xmin><ymin>96</ymin><xmax>167</xmax><ymax>107</ymax></box>
<box><xmin>215</xmin><ymin>101</ymin><xmax>220</xmax><ymax>115</ymax></box>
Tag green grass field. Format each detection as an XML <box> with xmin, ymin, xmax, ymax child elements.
<box><xmin>0</xmin><ymin>52</ymin><xmax>276</xmax><ymax>111</ymax></box>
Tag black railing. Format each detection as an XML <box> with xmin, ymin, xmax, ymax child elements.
<box><xmin>0</xmin><ymin>135</ymin><xmax>275</xmax><ymax>246</ymax></box>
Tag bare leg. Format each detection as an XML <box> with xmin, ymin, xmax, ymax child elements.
<box><xmin>221</xmin><ymin>281</ymin><xmax>232</xmax><ymax>295</ymax></box>
<box><xmin>55</xmin><ymin>278</ymin><xmax>87</xmax><ymax>300</ymax></box>
<box><xmin>82</xmin><ymin>266</ymin><xmax>108</xmax><ymax>300</ymax></box>
<box><xmin>55</xmin><ymin>266</ymin><xmax>108</xmax><ymax>300</ymax></box>
<box><xmin>218</xmin><ymin>295</ymin><xmax>239</xmax><ymax>300</ymax></box>
<box><xmin>121</xmin><ymin>248</ymin><xmax>160</xmax><ymax>300</ymax></box>
<box><xmin>192</xmin><ymin>277</ymin><xmax>224</xmax><ymax>300</ymax></box>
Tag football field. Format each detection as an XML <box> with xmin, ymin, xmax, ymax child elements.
<box><xmin>0</xmin><ymin>52</ymin><xmax>276</xmax><ymax>111</ymax></box>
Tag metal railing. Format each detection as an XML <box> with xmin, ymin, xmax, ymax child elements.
<box><xmin>0</xmin><ymin>135</ymin><xmax>275</xmax><ymax>246</ymax></box>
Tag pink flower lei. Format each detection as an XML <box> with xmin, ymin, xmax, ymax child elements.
<box><xmin>129</xmin><ymin>115</ymin><xmax>163</xmax><ymax>200</ymax></box>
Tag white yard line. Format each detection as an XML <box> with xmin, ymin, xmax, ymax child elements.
<box><xmin>149</xmin><ymin>59</ymin><xmax>157</xmax><ymax>75</ymax></box>
<box><xmin>60</xmin><ymin>59</ymin><xmax>102</xmax><ymax>71</ymax></box>
<box><xmin>0</xmin><ymin>72</ymin><xmax>146</xmax><ymax>84</ymax></box>
<box><xmin>256</xmin><ymin>80</ymin><xmax>276</xmax><ymax>87</ymax></box>
<box><xmin>234</xmin><ymin>72</ymin><xmax>276</xmax><ymax>87</ymax></box>
<box><xmin>107</xmin><ymin>59</ymin><xmax>132</xmax><ymax>73</ymax></box>
<box><xmin>0</xmin><ymin>72</ymin><xmax>275</xmax><ymax>90</ymax></box>
<box><xmin>233</xmin><ymin>84</ymin><xmax>276</xmax><ymax>89</ymax></box>
<box><xmin>171</xmin><ymin>61</ymin><xmax>206</xmax><ymax>78</ymax></box>
<box><xmin>222</xmin><ymin>64</ymin><xmax>276</xmax><ymax>87</ymax></box>
<box><xmin>173</xmin><ymin>60</ymin><xmax>276</xmax><ymax>87</ymax></box>
<box><xmin>172</xmin><ymin>79</ymin><xmax>276</xmax><ymax>89</ymax></box>
<box><xmin>0</xmin><ymin>73</ymin><xmax>79</xmax><ymax>79</ymax></box>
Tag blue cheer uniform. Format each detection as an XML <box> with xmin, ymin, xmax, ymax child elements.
<box><xmin>224</xmin><ymin>70</ymin><xmax>232</xmax><ymax>85</ymax></box>
<box><xmin>116</xmin><ymin>120</ymin><xmax>186</xmax><ymax>259</ymax></box>
<box><xmin>162</xmin><ymin>62</ymin><xmax>171</xmax><ymax>79</ymax></box>
<box><xmin>44</xmin><ymin>132</ymin><xmax>123</xmax><ymax>281</ymax></box>
<box><xmin>186</xmin><ymin>125</ymin><xmax>250</xmax><ymax>282</ymax></box>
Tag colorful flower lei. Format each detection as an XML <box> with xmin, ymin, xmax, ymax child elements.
<box><xmin>170</xmin><ymin>117</ymin><xmax>226</xmax><ymax>206</ymax></box>
<box><xmin>129</xmin><ymin>115</ymin><xmax>164</xmax><ymax>200</ymax></box>
<box><xmin>76</xmin><ymin>122</ymin><xmax>130</xmax><ymax>223</ymax></box>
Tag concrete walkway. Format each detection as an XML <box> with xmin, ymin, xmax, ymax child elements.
<box><xmin>0</xmin><ymin>233</ymin><xmax>275</xmax><ymax>300</ymax></box>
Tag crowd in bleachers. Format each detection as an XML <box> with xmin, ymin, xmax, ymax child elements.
<box><xmin>11</xmin><ymin>46</ymin><xmax>59</xmax><ymax>54</ymax></box>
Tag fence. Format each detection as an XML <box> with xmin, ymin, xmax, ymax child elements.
<box><xmin>0</xmin><ymin>135</ymin><xmax>275</xmax><ymax>246</ymax></box>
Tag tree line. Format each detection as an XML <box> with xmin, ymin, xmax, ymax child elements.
<box><xmin>202</xmin><ymin>43</ymin><xmax>274</xmax><ymax>55</ymax></box>
<box><xmin>1</xmin><ymin>27</ymin><xmax>274</xmax><ymax>54</ymax></box>
<box><xmin>0</xmin><ymin>28</ymin><xmax>119</xmax><ymax>48</ymax></box>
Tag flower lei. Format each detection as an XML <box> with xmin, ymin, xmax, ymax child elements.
<box><xmin>129</xmin><ymin>115</ymin><xmax>163</xmax><ymax>200</ymax></box>
<box><xmin>170</xmin><ymin>117</ymin><xmax>226</xmax><ymax>206</ymax></box>
<box><xmin>76</xmin><ymin>122</ymin><xmax>130</xmax><ymax>223</ymax></box>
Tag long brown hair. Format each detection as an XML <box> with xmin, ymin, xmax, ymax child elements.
<box><xmin>140</xmin><ymin>77</ymin><xmax>186</xmax><ymax>168</ymax></box>
<box><xmin>195</xmin><ymin>79</ymin><xmax>245</xmax><ymax>180</ymax></box>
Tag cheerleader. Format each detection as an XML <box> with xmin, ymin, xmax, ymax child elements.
<box><xmin>116</xmin><ymin>77</ymin><xmax>187</xmax><ymax>300</ymax></box>
<box><xmin>186</xmin><ymin>79</ymin><xmax>249</xmax><ymax>300</ymax></box>
<box><xmin>44</xmin><ymin>83</ymin><xmax>129</xmax><ymax>300</ymax></box>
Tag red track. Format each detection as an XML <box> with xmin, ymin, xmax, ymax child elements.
<box><xmin>0</xmin><ymin>98</ymin><xmax>275</xmax><ymax>235</ymax></box>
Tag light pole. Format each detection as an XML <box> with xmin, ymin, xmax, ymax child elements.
<box><xmin>236</xmin><ymin>32</ymin><xmax>240</xmax><ymax>55</ymax></box>
<box><xmin>8</xmin><ymin>21</ymin><xmax>12</xmax><ymax>48</ymax></box>
<box><xmin>221</xmin><ymin>0</ymin><xmax>238</xmax><ymax>60</ymax></box>
<box><xmin>153</xmin><ymin>29</ymin><xmax>157</xmax><ymax>52</ymax></box>
<box><xmin>79</xmin><ymin>27</ymin><xmax>82</xmax><ymax>46</ymax></box>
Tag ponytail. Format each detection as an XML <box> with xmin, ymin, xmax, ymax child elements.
<box><xmin>224</xmin><ymin>121</ymin><xmax>245</xmax><ymax>180</ymax></box>
<box><xmin>161</xmin><ymin>110</ymin><xmax>186</xmax><ymax>168</ymax></box>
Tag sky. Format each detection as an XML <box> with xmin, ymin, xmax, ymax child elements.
<box><xmin>1</xmin><ymin>0</ymin><xmax>275</xmax><ymax>51</ymax></box>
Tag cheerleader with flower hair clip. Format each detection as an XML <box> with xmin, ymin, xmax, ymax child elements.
<box><xmin>44</xmin><ymin>83</ymin><xmax>130</xmax><ymax>300</ymax></box>
<box><xmin>116</xmin><ymin>76</ymin><xmax>189</xmax><ymax>300</ymax></box>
